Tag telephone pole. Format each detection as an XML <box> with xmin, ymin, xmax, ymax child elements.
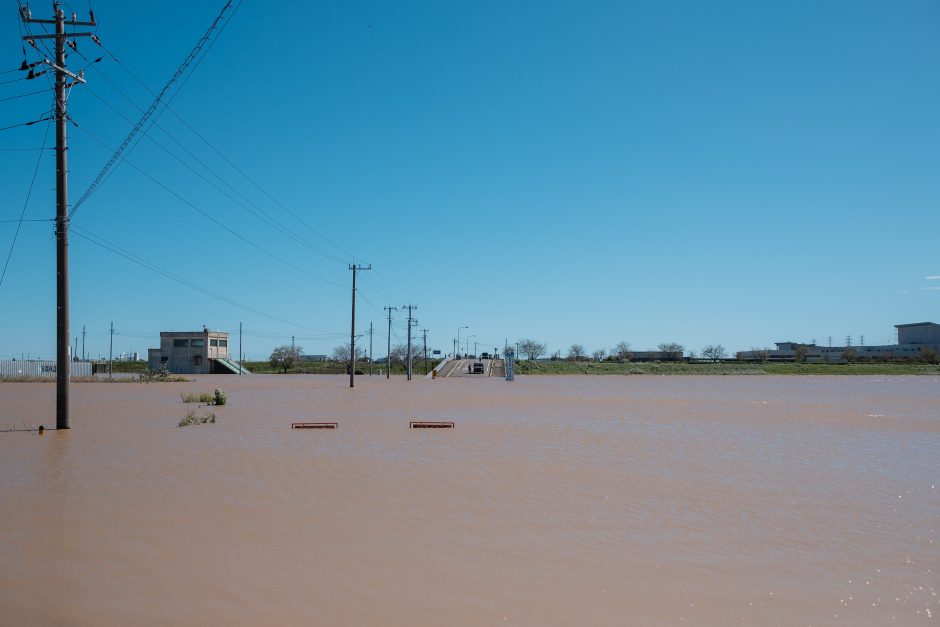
<box><xmin>349</xmin><ymin>264</ymin><xmax>371</xmax><ymax>387</ymax></box>
<box><xmin>384</xmin><ymin>306</ymin><xmax>397</xmax><ymax>379</ymax></box>
<box><xmin>403</xmin><ymin>304</ymin><xmax>417</xmax><ymax>380</ymax></box>
<box><xmin>82</xmin><ymin>324</ymin><xmax>86</xmax><ymax>360</ymax></box>
<box><xmin>20</xmin><ymin>3</ymin><xmax>95</xmax><ymax>429</ymax></box>
<box><xmin>108</xmin><ymin>321</ymin><xmax>113</xmax><ymax>379</ymax></box>
<box><xmin>368</xmin><ymin>321</ymin><xmax>374</xmax><ymax>376</ymax></box>
<box><xmin>421</xmin><ymin>328</ymin><xmax>428</xmax><ymax>374</ymax></box>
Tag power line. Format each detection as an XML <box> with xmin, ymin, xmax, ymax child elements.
<box><xmin>70</xmin><ymin>0</ymin><xmax>238</xmax><ymax>218</ymax></box>
<box><xmin>0</xmin><ymin>114</ymin><xmax>53</xmax><ymax>132</ymax></box>
<box><xmin>70</xmin><ymin>121</ymin><xmax>346</xmax><ymax>289</ymax></box>
<box><xmin>71</xmin><ymin>225</ymin><xmax>337</xmax><ymax>334</ymax></box>
<box><xmin>75</xmin><ymin>77</ymin><xmax>349</xmax><ymax>266</ymax></box>
<box><xmin>0</xmin><ymin>116</ymin><xmax>52</xmax><ymax>289</ymax></box>
<box><xmin>0</xmin><ymin>88</ymin><xmax>47</xmax><ymax>102</ymax></box>
<box><xmin>90</xmin><ymin>38</ymin><xmax>358</xmax><ymax>265</ymax></box>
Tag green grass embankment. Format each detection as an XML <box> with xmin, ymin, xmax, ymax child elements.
<box><xmin>242</xmin><ymin>360</ymin><xmax>443</xmax><ymax>376</ymax></box>
<box><xmin>512</xmin><ymin>361</ymin><xmax>940</xmax><ymax>375</ymax></box>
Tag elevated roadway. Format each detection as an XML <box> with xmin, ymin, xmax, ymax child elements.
<box><xmin>435</xmin><ymin>358</ymin><xmax>504</xmax><ymax>378</ymax></box>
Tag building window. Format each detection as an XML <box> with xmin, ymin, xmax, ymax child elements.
<box><xmin>191</xmin><ymin>339</ymin><xmax>205</xmax><ymax>347</ymax></box>
<box><xmin>210</xmin><ymin>339</ymin><xmax>218</xmax><ymax>347</ymax></box>
<box><xmin>173</xmin><ymin>339</ymin><xmax>189</xmax><ymax>347</ymax></box>
<box><xmin>160</xmin><ymin>356</ymin><xmax>168</xmax><ymax>363</ymax></box>
<box><xmin>219</xmin><ymin>339</ymin><xmax>228</xmax><ymax>348</ymax></box>
<box><xmin>193</xmin><ymin>355</ymin><xmax>202</xmax><ymax>366</ymax></box>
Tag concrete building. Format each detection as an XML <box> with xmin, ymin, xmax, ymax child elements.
<box><xmin>148</xmin><ymin>328</ymin><xmax>248</xmax><ymax>374</ymax></box>
<box><xmin>736</xmin><ymin>322</ymin><xmax>940</xmax><ymax>363</ymax></box>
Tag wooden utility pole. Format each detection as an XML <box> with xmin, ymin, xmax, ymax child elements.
<box><xmin>368</xmin><ymin>321</ymin><xmax>374</xmax><ymax>376</ymax></box>
<box><xmin>421</xmin><ymin>328</ymin><xmax>428</xmax><ymax>375</ymax></box>
<box><xmin>349</xmin><ymin>264</ymin><xmax>371</xmax><ymax>387</ymax></box>
<box><xmin>384</xmin><ymin>306</ymin><xmax>396</xmax><ymax>379</ymax></box>
<box><xmin>403</xmin><ymin>304</ymin><xmax>417</xmax><ymax>381</ymax></box>
<box><xmin>20</xmin><ymin>3</ymin><xmax>95</xmax><ymax>429</ymax></box>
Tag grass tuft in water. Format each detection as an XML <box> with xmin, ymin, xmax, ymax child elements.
<box><xmin>181</xmin><ymin>392</ymin><xmax>215</xmax><ymax>403</ymax></box>
<box><xmin>178</xmin><ymin>409</ymin><xmax>217</xmax><ymax>427</ymax></box>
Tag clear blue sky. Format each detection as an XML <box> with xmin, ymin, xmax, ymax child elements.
<box><xmin>1</xmin><ymin>0</ymin><xmax>938</xmax><ymax>361</ymax></box>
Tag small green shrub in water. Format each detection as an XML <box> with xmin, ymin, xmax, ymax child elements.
<box><xmin>179</xmin><ymin>389</ymin><xmax>227</xmax><ymax>405</ymax></box>
<box><xmin>178</xmin><ymin>409</ymin><xmax>217</xmax><ymax>427</ymax></box>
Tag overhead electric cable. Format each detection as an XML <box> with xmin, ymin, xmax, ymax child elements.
<box><xmin>0</xmin><ymin>114</ymin><xmax>53</xmax><ymax>133</ymax></box>
<box><xmin>70</xmin><ymin>0</ymin><xmax>237</xmax><ymax>217</ymax></box>
<box><xmin>71</xmin><ymin>121</ymin><xmax>345</xmax><ymax>289</ymax></box>
<box><xmin>92</xmin><ymin>39</ymin><xmax>358</xmax><ymax>264</ymax></box>
<box><xmin>0</xmin><ymin>115</ymin><xmax>52</xmax><ymax>289</ymax></box>
<box><xmin>74</xmin><ymin>75</ymin><xmax>348</xmax><ymax>265</ymax></box>
<box><xmin>71</xmin><ymin>226</ymin><xmax>342</xmax><ymax>334</ymax></box>
<box><xmin>0</xmin><ymin>89</ymin><xmax>47</xmax><ymax>103</ymax></box>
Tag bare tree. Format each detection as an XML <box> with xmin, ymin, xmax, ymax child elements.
<box><xmin>794</xmin><ymin>345</ymin><xmax>809</xmax><ymax>364</ymax></box>
<box><xmin>270</xmin><ymin>344</ymin><xmax>302</xmax><ymax>373</ymax></box>
<box><xmin>842</xmin><ymin>348</ymin><xmax>858</xmax><ymax>364</ymax></box>
<box><xmin>518</xmin><ymin>339</ymin><xmax>546</xmax><ymax>361</ymax></box>
<box><xmin>657</xmin><ymin>342</ymin><xmax>684</xmax><ymax>360</ymax></box>
<box><xmin>612</xmin><ymin>341</ymin><xmax>632</xmax><ymax>362</ymax></box>
<box><xmin>567</xmin><ymin>344</ymin><xmax>586</xmax><ymax>361</ymax></box>
<box><xmin>390</xmin><ymin>343</ymin><xmax>422</xmax><ymax>366</ymax></box>
<box><xmin>701</xmin><ymin>344</ymin><xmax>726</xmax><ymax>362</ymax></box>
<box><xmin>919</xmin><ymin>347</ymin><xmax>939</xmax><ymax>364</ymax></box>
<box><xmin>751</xmin><ymin>347</ymin><xmax>771</xmax><ymax>363</ymax></box>
<box><xmin>592</xmin><ymin>348</ymin><xmax>607</xmax><ymax>362</ymax></box>
<box><xmin>332</xmin><ymin>343</ymin><xmax>366</xmax><ymax>370</ymax></box>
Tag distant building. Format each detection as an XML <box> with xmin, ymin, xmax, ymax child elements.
<box><xmin>148</xmin><ymin>327</ymin><xmax>248</xmax><ymax>374</ymax></box>
<box><xmin>736</xmin><ymin>322</ymin><xmax>940</xmax><ymax>363</ymax></box>
<box><xmin>300</xmin><ymin>354</ymin><xmax>328</xmax><ymax>362</ymax></box>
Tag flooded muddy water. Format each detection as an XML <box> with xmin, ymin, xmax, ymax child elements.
<box><xmin>1</xmin><ymin>375</ymin><xmax>938</xmax><ymax>625</ymax></box>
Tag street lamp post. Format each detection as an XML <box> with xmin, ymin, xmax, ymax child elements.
<box><xmin>457</xmin><ymin>326</ymin><xmax>468</xmax><ymax>358</ymax></box>
<box><xmin>466</xmin><ymin>335</ymin><xmax>476</xmax><ymax>356</ymax></box>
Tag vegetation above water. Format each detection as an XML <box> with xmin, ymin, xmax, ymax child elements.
<box><xmin>512</xmin><ymin>361</ymin><xmax>940</xmax><ymax>376</ymax></box>
<box><xmin>181</xmin><ymin>389</ymin><xmax>227</xmax><ymax>405</ymax></box>
<box><xmin>178</xmin><ymin>409</ymin><xmax>217</xmax><ymax>427</ymax></box>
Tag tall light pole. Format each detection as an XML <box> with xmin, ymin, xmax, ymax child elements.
<box><xmin>457</xmin><ymin>326</ymin><xmax>468</xmax><ymax>357</ymax></box>
<box><xmin>466</xmin><ymin>334</ymin><xmax>476</xmax><ymax>356</ymax></box>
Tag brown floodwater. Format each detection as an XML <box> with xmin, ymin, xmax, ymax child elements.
<box><xmin>1</xmin><ymin>375</ymin><xmax>938</xmax><ymax>625</ymax></box>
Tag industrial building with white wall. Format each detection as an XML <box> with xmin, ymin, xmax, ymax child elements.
<box><xmin>736</xmin><ymin>322</ymin><xmax>940</xmax><ymax>363</ymax></box>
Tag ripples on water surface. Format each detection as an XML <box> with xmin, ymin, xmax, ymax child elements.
<box><xmin>1</xmin><ymin>375</ymin><xmax>938</xmax><ymax>625</ymax></box>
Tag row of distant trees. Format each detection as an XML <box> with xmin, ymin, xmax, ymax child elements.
<box><xmin>514</xmin><ymin>339</ymin><xmax>713</xmax><ymax>362</ymax></box>
<box><xmin>267</xmin><ymin>342</ymin><xmax>425</xmax><ymax>373</ymax></box>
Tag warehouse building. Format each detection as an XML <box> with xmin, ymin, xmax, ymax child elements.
<box><xmin>736</xmin><ymin>322</ymin><xmax>940</xmax><ymax>363</ymax></box>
